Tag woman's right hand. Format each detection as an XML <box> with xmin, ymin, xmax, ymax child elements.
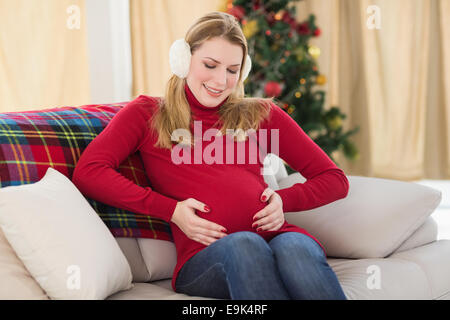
<box><xmin>170</xmin><ymin>198</ymin><xmax>228</xmax><ymax>246</ymax></box>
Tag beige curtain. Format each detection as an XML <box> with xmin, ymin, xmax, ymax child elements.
<box><xmin>130</xmin><ymin>0</ymin><xmax>450</xmax><ymax>180</ymax></box>
<box><xmin>296</xmin><ymin>0</ymin><xmax>450</xmax><ymax>180</ymax></box>
<box><xmin>130</xmin><ymin>0</ymin><xmax>224</xmax><ymax>98</ymax></box>
<box><xmin>439</xmin><ymin>0</ymin><xmax>450</xmax><ymax>179</ymax></box>
<box><xmin>0</xmin><ymin>0</ymin><xmax>90</xmax><ymax>112</ymax></box>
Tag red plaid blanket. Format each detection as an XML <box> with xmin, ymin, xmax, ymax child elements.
<box><xmin>0</xmin><ymin>103</ymin><xmax>172</xmax><ymax>241</ymax></box>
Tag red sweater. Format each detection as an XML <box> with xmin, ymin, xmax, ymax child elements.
<box><xmin>72</xmin><ymin>83</ymin><xmax>349</xmax><ymax>292</ymax></box>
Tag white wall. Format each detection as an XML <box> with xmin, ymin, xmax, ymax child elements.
<box><xmin>85</xmin><ymin>0</ymin><xmax>132</xmax><ymax>104</ymax></box>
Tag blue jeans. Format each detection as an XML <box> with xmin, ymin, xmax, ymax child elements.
<box><xmin>175</xmin><ymin>231</ymin><xmax>347</xmax><ymax>300</ymax></box>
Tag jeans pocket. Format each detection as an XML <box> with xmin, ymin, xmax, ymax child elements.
<box><xmin>176</xmin><ymin>263</ymin><xmax>230</xmax><ymax>299</ymax></box>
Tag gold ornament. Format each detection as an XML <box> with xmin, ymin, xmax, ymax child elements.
<box><xmin>327</xmin><ymin>116</ymin><xmax>343</xmax><ymax>130</ymax></box>
<box><xmin>243</xmin><ymin>19</ymin><xmax>259</xmax><ymax>39</ymax></box>
<box><xmin>295</xmin><ymin>91</ymin><xmax>302</xmax><ymax>98</ymax></box>
<box><xmin>316</xmin><ymin>74</ymin><xmax>327</xmax><ymax>85</ymax></box>
<box><xmin>308</xmin><ymin>45</ymin><xmax>321</xmax><ymax>60</ymax></box>
<box><xmin>287</xmin><ymin>106</ymin><xmax>295</xmax><ymax>114</ymax></box>
<box><xmin>299</xmin><ymin>78</ymin><xmax>306</xmax><ymax>85</ymax></box>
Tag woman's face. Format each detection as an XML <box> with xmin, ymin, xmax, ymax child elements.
<box><xmin>186</xmin><ymin>37</ymin><xmax>243</xmax><ymax>107</ymax></box>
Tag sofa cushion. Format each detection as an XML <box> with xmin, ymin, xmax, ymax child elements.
<box><xmin>279</xmin><ymin>173</ymin><xmax>442</xmax><ymax>258</ymax></box>
<box><xmin>115</xmin><ymin>238</ymin><xmax>151</xmax><ymax>283</ymax></box>
<box><xmin>389</xmin><ymin>239</ymin><xmax>450</xmax><ymax>300</ymax></box>
<box><xmin>106</xmin><ymin>282</ymin><xmax>216</xmax><ymax>300</ymax></box>
<box><xmin>0</xmin><ymin>167</ymin><xmax>133</xmax><ymax>299</ymax></box>
<box><xmin>327</xmin><ymin>256</ymin><xmax>431</xmax><ymax>299</ymax></box>
<box><xmin>0</xmin><ymin>227</ymin><xmax>48</xmax><ymax>300</ymax></box>
<box><xmin>137</xmin><ymin>238</ymin><xmax>177</xmax><ymax>281</ymax></box>
<box><xmin>0</xmin><ymin>103</ymin><xmax>172</xmax><ymax>241</ymax></box>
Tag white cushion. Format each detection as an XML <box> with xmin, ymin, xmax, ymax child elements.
<box><xmin>0</xmin><ymin>167</ymin><xmax>133</xmax><ymax>299</ymax></box>
<box><xmin>392</xmin><ymin>216</ymin><xmax>438</xmax><ymax>253</ymax></box>
<box><xmin>263</xmin><ymin>153</ymin><xmax>288</xmax><ymax>186</ymax></box>
<box><xmin>0</xmin><ymin>227</ymin><xmax>49</xmax><ymax>299</ymax></box>
<box><xmin>279</xmin><ymin>173</ymin><xmax>442</xmax><ymax>258</ymax></box>
<box><xmin>262</xmin><ymin>171</ymin><xmax>279</xmax><ymax>191</ymax></box>
<box><xmin>269</xmin><ymin>153</ymin><xmax>289</xmax><ymax>182</ymax></box>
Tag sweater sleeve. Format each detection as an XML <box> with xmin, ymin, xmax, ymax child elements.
<box><xmin>263</xmin><ymin>102</ymin><xmax>349</xmax><ymax>213</ymax></box>
<box><xmin>72</xmin><ymin>95</ymin><xmax>178</xmax><ymax>222</ymax></box>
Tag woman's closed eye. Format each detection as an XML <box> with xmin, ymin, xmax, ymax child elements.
<box><xmin>204</xmin><ymin>63</ymin><xmax>238</xmax><ymax>74</ymax></box>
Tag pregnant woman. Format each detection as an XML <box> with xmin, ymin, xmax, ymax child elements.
<box><xmin>72</xmin><ymin>11</ymin><xmax>348</xmax><ymax>300</ymax></box>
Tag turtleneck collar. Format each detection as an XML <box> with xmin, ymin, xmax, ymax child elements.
<box><xmin>184</xmin><ymin>82</ymin><xmax>227</xmax><ymax>116</ymax></box>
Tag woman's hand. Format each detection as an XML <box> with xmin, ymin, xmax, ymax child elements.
<box><xmin>170</xmin><ymin>198</ymin><xmax>228</xmax><ymax>246</ymax></box>
<box><xmin>252</xmin><ymin>187</ymin><xmax>285</xmax><ymax>232</ymax></box>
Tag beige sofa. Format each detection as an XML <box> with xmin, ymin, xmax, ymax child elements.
<box><xmin>1</xmin><ymin>153</ymin><xmax>450</xmax><ymax>300</ymax></box>
<box><xmin>105</xmin><ymin>154</ymin><xmax>450</xmax><ymax>300</ymax></box>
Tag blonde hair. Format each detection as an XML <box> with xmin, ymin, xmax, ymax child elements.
<box><xmin>150</xmin><ymin>11</ymin><xmax>278</xmax><ymax>149</ymax></box>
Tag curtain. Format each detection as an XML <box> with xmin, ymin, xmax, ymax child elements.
<box><xmin>0</xmin><ymin>0</ymin><xmax>90</xmax><ymax>112</ymax></box>
<box><xmin>130</xmin><ymin>0</ymin><xmax>450</xmax><ymax>180</ymax></box>
<box><xmin>438</xmin><ymin>0</ymin><xmax>450</xmax><ymax>179</ymax></box>
<box><xmin>296</xmin><ymin>0</ymin><xmax>449</xmax><ymax>180</ymax></box>
<box><xmin>129</xmin><ymin>0</ymin><xmax>224</xmax><ymax>98</ymax></box>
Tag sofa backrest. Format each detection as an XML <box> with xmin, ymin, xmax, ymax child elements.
<box><xmin>0</xmin><ymin>103</ymin><xmax>172</xmax><ymax>242</ymax></box>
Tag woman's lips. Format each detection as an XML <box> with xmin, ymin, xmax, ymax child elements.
<box><xmin>204</xmin><ymin>84</ymin><xmax>223</xmax><ymax>97</ymax></box>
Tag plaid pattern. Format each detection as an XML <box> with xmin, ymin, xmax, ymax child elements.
<box><xmin>0</xmin><ymin>103</ymin><xmax>173</xmax><ymax>241</ymax></box>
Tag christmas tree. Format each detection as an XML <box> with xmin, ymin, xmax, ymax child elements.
<box><xmin>222</xmin><ymin>0</ymin><xmax>359</xmax><ymax>174</ymax></box>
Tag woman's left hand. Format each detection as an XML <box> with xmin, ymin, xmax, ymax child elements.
<box><xmin>252</xmin><ymin>187</ymin><xmax>285</xmax><ymax>232</ymax></box>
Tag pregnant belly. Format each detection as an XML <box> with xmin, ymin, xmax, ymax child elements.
<box><xmin>190</xmin><ymin>166</ymin><xmax>268</xmax><ymax>233</ymax></box>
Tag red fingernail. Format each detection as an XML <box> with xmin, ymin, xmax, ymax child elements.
<box><xmin>204</xmin><ymin>205</ymin><xmax>210</xmax><ymax>212</ymax></box>
<box><xmin>261</xmin><ymin>195</ymin><xmax>267</xmax><ymax>201</ymax></box>
<box><xmin>257</xmin><ymin>228</ymin><xmax>262</xmax><ymax>232</ymax></box>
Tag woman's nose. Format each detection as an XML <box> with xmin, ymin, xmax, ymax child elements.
<box><xmin>213</xmin><ymin>69</ymin><xmax>227</xmax><ymax>87</ymax></box>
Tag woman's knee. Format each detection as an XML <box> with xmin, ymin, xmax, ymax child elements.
<box><xmin>269</xmin><ymin>232</ymin><xmax>326</xmax><ymax>261</ymax></box>
<box><xmin>220</xmin><ymin>231</ymin><xmax>272</xmax><ymax>259</ymax></box>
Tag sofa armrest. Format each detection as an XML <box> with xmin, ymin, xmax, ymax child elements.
<box><xmin>278</xmin><ymin>173</ymin><xmax>442</xmax><ymax>258</ymax></box>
